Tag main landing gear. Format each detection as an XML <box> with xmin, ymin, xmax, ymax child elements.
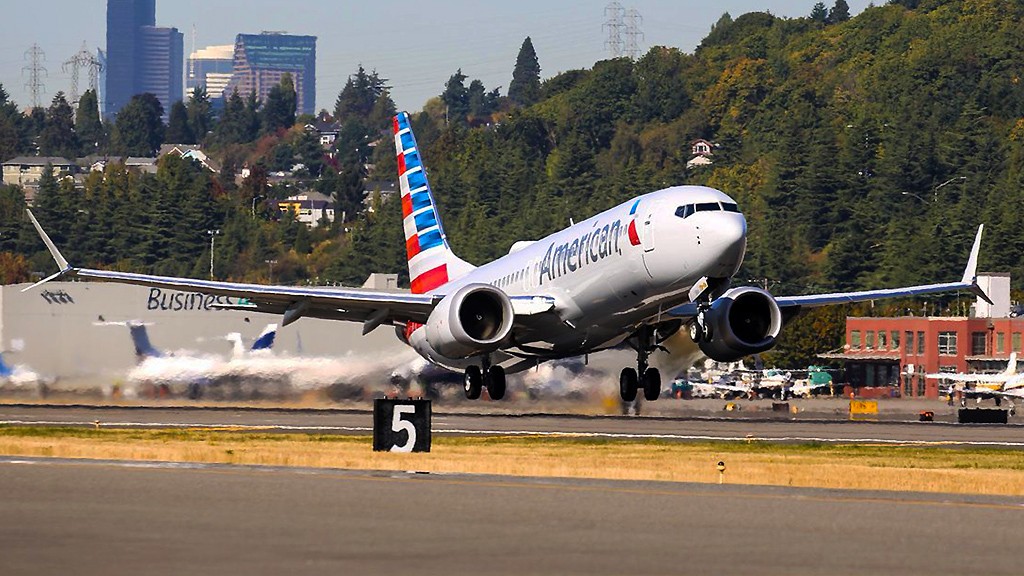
<box><xmin>620</xmin><ymin>326</ymin><xmax>664</xmax><ymax>402</ymax></box>
<box><xmin>464</xmin><ymin>356</ymin><xmax>506</xmax><ymax>400</ymax></box>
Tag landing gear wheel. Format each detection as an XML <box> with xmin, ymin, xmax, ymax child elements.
<box><xmin>620</xmin><ymin>368</ymin><xmax>639</xmax><ymax>402</ymax></box>
<box><xmin>688</xmin><ymin>322</ymin><xmax>704</xmax><ymax>343</ymax></box>
<box><xmin>486</xmin><ymin>366</ymin><xmax>506</xmax><ymax>400</ymax></box>
<box><xmin>464</xmin><ymin>366</ymin><xmax>483</xmax><ymax>400</ymax></box>
<box><xmin>642</xmin><ymin>368</ymin><xmax>661</xmax><ymax>401</ymax></box>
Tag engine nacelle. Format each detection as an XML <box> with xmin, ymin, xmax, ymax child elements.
<box><xmin>697</xmin><ymin>286</ymin><xmax>784</xmax><ymax>362</ymax></box>
<box><xmin>424</xmin><ymin>283</ymin><xmax>514</xmax><ymax>359</ymax></box>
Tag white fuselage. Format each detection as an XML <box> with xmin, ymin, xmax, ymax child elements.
<box><xmin>408</xmin><ymin>185</ymin><xmax>747</xmax><ymax>370</ymax></box>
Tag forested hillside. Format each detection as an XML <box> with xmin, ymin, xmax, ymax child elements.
<box><xmin>3</xmin><ymin>0</ymin><xmax>1024</xmax><ymax>366</ymax></box>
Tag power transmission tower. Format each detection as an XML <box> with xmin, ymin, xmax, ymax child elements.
<box><xmin>63</xmin><ymin>42</ymin><xmax>103</xmax><ymax>105</ymax></box>
<box><xmin>624</xmin><ymin>8</ymin><xmax>644</xmax><ymax>59</ymax></box>
<box><xmin>22</xmin><ymin>43</ymin><xmax>47</xmax><ymax>108</ymax></box>
<box><xmin>603</xmin><ymin>2</ymin><xmax>625</xmax><ymax>59</ymax></box>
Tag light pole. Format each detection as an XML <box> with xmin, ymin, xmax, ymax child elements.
<box><xmin>206</xmin><ymin>229</ymin><xmax>221</xmax><ymax>279</ymax></box>
<box><xmin>265</xmin><ymin>259</ymin><xmax>277</xmax><ymax>283</ymax></box>
<box><xmin>932</xmin><ymin>175</ymin><xmax>966</xmax><ymax>202</ymax></box>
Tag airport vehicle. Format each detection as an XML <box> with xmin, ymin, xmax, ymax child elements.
<box><xmin>27</xmin><ymin>112</ymin><xmax>990</xmax><ymax>403</ymax></box>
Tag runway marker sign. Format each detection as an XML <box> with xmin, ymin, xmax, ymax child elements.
<box><xmin>373</xmin><ymin>398</ymin><xmax>431</xmax><ymax>452</ymax></box>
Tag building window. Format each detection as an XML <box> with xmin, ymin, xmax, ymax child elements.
<box><xmin>902</xmin><ymin>373</ymin><xmax>912</xmax><ymax>396</ymax></box>
<box><xmin>877</xmin><ymin>331</ymin><xmax>887</xmax><ymax>349</ymax></box>
<box><xmin>938</xmin><ymin>331</ymin><xmax>958</xmax><ymax>356</ymax></box>
<box><xmin>1014</xmin><ymin>333</ymin><xmax>1022</xmax><ymax>353</ymax></box>
<box><xmin>851</xmin><ymin>331</ymin><xmax>861</xmax><ymax>349</ymax></box>
<box><xmin>971</xmin><ymin>331</ymin><xmax>987</xmax><ymax>355</ymax></box>
<box><xmin>916</xmin><ymin>373</ymin><xmax>927</xmax><ymax>396</ymax></box>
<box><xmin>891</xmin><ymin>331</ymin><xmax>900</xmax><ymax>350</ymax></box>
<box><xmin>997</xmin><ymin>332</ymin><xmax>1005</xmax><ymax>354</ymax></box>
<box><xmin>917</xmin><ymin>331</ymin><xmax>925</xmax><ymax>355</ymax></box>
<box><xmin>905</xmin><ymin>331</ymin><xmax>914</xmax><ymax>355</ymax></box>
<box><xmin>865</xmin><ymin>331</ymin><xmax>875</xmax><ymax>349</ymax></box>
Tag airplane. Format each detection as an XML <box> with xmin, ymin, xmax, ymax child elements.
<box><xmin>26</xmin><ymin>111</ymin><xmax>991</xmax><ymax>404</ymax></box>
<box><xmin>99</xmin><ymin>320</ymin><xmax>277</xmax><ymax>398</ymax></box>
<box><xmin>928</xmin><ymin>353</ymin><xmax>1024</xmax><ymax>407</ymax></box>
<box><xmin>0</xmin><ymin>350</ymin><xmax>45</xmax><ymax>388</ymax></box>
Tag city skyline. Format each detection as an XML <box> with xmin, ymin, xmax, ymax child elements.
<box><xmin>1</xmin><ymin>1</ymin><xmax>871</xmax><ymax>114</ymax></box>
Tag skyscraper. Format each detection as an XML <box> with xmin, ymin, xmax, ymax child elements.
<box><xmin>139</xmin><ymin>26</ymin><xmax>184</xmax><ymax>121</ymax></box>
<box><xmin>105</xmin><ymin>0</ymin><xmax>183</xmax><ymax>120</ymax></box>
<box><xmin>105</xmin><ymin>0</ymin><xmax>155</xmax><ymax>117</ymax></box>
<box><xmin>188</xmin><ymin>45</ymin><xmax>234</xmax><ymax>100</ymax></box>
<box><xmin>225</xmin><ymin>33</ymin><xmax>317</xmax><ymax>116</ymax></box>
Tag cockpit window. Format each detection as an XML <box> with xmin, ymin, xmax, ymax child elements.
<box><xmin>674</xmin><ymin>201</ymin><xmax>742</xmax><ymax>219</ymax></box>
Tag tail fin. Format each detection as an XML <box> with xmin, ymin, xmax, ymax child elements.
<box><xmin>250</xmin><ymin>324</ymin><xmax>277</xmax><ymax>351</ymax></box>
<box><xmin>127</xmin><ymin>322</ymin><xmax>163</xmax><ymax>360</ymax></box>
<box><xmin>0</xmin><ymin>353</ymin><xmax>13</xmax><ymax>378</ymax></box>
<box><xmin>392</xmin><ymin>112</ymin><xmax>474</xmax><ymax>294</ymax></box>
<box><xmin>1003</xmin><ymin>352</ymin><xmax>1018</xmax><ymax>377</ymax></box>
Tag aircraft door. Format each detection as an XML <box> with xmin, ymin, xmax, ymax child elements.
<box><xmin>641</xmin><ymin>209</ymin><xmax>655</xmax><ymax>253</ymax></box>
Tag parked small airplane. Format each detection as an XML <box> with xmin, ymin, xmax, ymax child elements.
<box><xmin>928</xmin><ymin>353</ymin><xmax>1024</xmax><ymax>407</ymax></box>
<box><xmin>0</xmin><ymin>350</ymin><xmax>44</xmax><ymax>388</ymax></box>
<box><xmin>27</xmin><ymin>112</ymin><xmax>990</xmax><ymax>403</ymax></box>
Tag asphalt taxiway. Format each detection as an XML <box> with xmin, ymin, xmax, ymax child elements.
<box><xmin>1</xmin><ymin>456</ymin><xmax>1021</xmax><ymax>576</ymax></box>
<box><xmin>1</xmin><ymin>404</ymin><xmax>1022</xmax><ymax>446</ymax></box>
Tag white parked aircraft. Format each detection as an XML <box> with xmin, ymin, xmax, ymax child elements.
<box><xmin>27</xmin><ymin>112</ymin><xmax>990</xmax><ymax>403</ymax></box>
<box><xmin>0</xmin><ymin>350</ymin><xmax>45</xmax><ymax>388</ymax></box>
<box><xmin>928</xmin><ymin>353</ymin><xmax>1024</xmax><ymax>407</ymax></box>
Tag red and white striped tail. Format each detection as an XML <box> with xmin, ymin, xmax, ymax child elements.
<box><xmin>393</xmin><ymin>112</ymin><xmax>473</xmax><ymax>294</ymax></box>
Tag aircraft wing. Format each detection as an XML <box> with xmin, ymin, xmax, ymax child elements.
<box><xmin>775</xmin><ymin>225</ymin><xmax>989</xmax><ymax>309</ymax></box>
<box><xmin>25</xmin><ymin>209</ymin><xmax>435</xmax><ymax>328</ymax></box>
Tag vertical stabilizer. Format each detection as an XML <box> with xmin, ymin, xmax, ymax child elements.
<box><xmin>0</xmin><ymin>353</ymin><xmax>12</xmax><ymax>378</ymax></box>
<box><xmin>393</xmin><ymin>112</ymin><xmax>474</xmax><ymax>293</ymax></box>
<box><xmin>128</xmin><ymin>322</ymin><xmax>163</xmax><ymax>360</ymax></box>
<box><xmin>250</xmin><ymin>324</ymin><xmax>277</xmax><ymax>351</ymax></box>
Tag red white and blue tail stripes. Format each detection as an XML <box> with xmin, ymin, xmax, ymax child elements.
<box><xmin>394</xmin><ymin>112</ymin><xmax>452</xmax><ymax>294</ymax></box>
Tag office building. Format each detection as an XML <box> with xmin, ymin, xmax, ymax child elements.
<box><xmin>105</xmin><ymin>0</ymin><xmax>183</xmax><ymax>120</ymax></box>
<box><xmin>138</xmin><ymin>26</ymin><xmax>184</xmax><ymax>121</ymax></box>
<box><xmin>188</xmin><ymin>45</ymin><xmax>235</xmax><ymax>99</ymax></box>
<box><xmin>225</xmin><ymin>33</ymin><xmax>317</xmax><ymax>115</ymax></box>
<box><xmin>105</xmin><ymin>0</ymin><xmax>156</xmax><ymax>117</ymax></box>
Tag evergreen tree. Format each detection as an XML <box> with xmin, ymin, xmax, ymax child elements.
<box><xmin>111</xmin><ymin>93</ymin><xmax>165</xmax><ymax>156</ymax></box>
<box><xmin>333</xmin><ymin>66</ymin><xmax>389</xmax><ymax>124</ymax></box>
<box><xmin>260</xmin><ymin>73</ymin><xmax>297</xmax><ymax>135</ymax></box>
<box><xmin>165</xmin><ymin>100</ymin><xmax>195</xmax><ymax>143</ymax></box>
<box><xmin>75</xmin><ymin>89</ymin><xmax>104</xmax><ymax>155</ymax></box>
<box><xmin>508</xmin><ymin>37</ymin><xmax>541</xmax><ymax>107</ymax></box>
<box><xmin>38</xmin><ymin>92</ymin><xmax>79</xmax><ymax>159</ymax></box>
<box><xmin>441</xmin><ymin>69</ymin><xmax>470</xmax><ymax>126</ymax></box>
<box><xmin>827</xmin><ymin>0</ymin><xmax>851</xmax><ymax>24</ymax></box>
<box><xmin>186</xmin><ymin>86</ymin><xmax>212</xmax><ymax>143</ymax></box>
<box><xmin>0</xmin><ymin>84</ymin><xmax>31</xmax><ymax>162</ymax></box>
<box><xmin>810</xmin><ymin>2</ymin><xmax>828</xmax><ymax>22</ymax></box>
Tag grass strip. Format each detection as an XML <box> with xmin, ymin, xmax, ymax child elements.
<box><xmin>1</xmin><ymin>426</ymin><xmax>1022</xmax><ymax>495</ymax></box>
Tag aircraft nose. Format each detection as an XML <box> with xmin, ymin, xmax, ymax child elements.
<box><xmin>704</xmin><ymin>214</ymin><xmax>747</xmax><ymax>272</ymax></box>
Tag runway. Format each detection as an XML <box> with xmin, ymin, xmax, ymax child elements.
<box><xmin>1</xmin><ymin>456</ymin><xmax>1021</xmax><ymax>576</ymax></box>
<box><xmin>1</xmin><ymin>404</ymin><xmax>1023</xmax><ymax>446</ymax></box>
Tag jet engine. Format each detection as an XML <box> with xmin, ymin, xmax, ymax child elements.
<box><xmin>424</xmin><ymin>283</ymin><xmax>514</xmax><ymax>359</ymax></box>
<box><xmin>696</xmin><ymin>286</ymin><xmax>783</xmax><ymax>362</ymax></box>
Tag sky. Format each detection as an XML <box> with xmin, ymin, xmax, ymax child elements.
<box><xmin>0</xmin><ymin>1</ymin><xmax>872</xmax><ymax>114</ymax></box>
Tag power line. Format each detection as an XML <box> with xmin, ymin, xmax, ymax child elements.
<box><xmin>62</xmin><ymin>41</ymin><xmax>102</xmax><ymax>106</ymax></box>
<box><xmin>22</xmin><ymin>43</ymin><xmax>47</xmax><ymax>108</ymax></box>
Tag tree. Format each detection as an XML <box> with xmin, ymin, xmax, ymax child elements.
<box><xmin>827</xmin><ymin>0</ymin><xmax>851</xmax><ymax>24</ymax></box>
<box><xmin>441</xmin><ymin>69</ymin><xmax>470</xmax><ymax>126</ymax></box>
<box><xmin>75</xmin><ymin>89</ymin><xmax>104</xmax><ymax>155</ymax></box>
<box><xmin>333</xmin><ymin>66</ymin><xmax>389</xmax><ymax>125</ymax></box>
<box><xmin>509</xmin><ymin>37</ymin><xmax>541</xmax><ymax>107</ymax></box>
<box><xmin>38</xmin><ymin>92</ymin><xmax>79</xmax><ymax>159</ymax></box>
<box><xmin>186</xmin><ymin>86</ymin><xmax>212</xmax><ymax>143</ymax></box>
<box><xmin>810</xmin><ymin>2</ymin><xmax>828</xmax><ymax>22</ymax></box>
<box><xmin>260</xmin><ymin>73</ymin><xmax>297</xmax><ymax>135</ymax></box>
<box><xmin>0</xmin><ymin>84</ymin><xmax>31</xmax><ymax>162</ymax></box>
<box><xmin>165</xmin><ymin>100</ymin><xmax>195</xmax><ymax>143</ymax></box>
<box><xmin>111</xmin><ymin>93</ymin><xmax>165</xmax><ymax>156</ymax></box>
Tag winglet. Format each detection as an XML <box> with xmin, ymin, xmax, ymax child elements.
<box><xmin>23</xmin><ymin>209</ymin><xmax>72</xmax><ymax>292</ymax></box>
<box><xmin>961</xmin><ymin>224</ymin><xmax>993</xmax><ymax>305</ymax></box>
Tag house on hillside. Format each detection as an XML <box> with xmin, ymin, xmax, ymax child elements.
<box><xmin>1</xmin><ymin>156</ymin><xmax>76</xmax><ymax>203</ymax></box>
<box><xmin>305</xmin><ymin>112</ymin><xmax>341</xmax><ymax>149</ymax></box>
<box><xmin>686</xmin><ymin>139</ymin><xmax>715</xmax><ymax>169</ymax></box>
<box><xmin>276</xmin><ymin>191</ymin><xmax>335</xmax><ymax>227</ymax></box>
<box><xmin>159</xmin><ymin>145</ymin><xmax>222</xmax><ymax>173</ymax></box>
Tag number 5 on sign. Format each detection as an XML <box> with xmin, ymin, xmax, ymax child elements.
<box><xmin>373</xmin><ymin>399</ymin><xmax>431</xmax><ymax>452</ymax></box>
